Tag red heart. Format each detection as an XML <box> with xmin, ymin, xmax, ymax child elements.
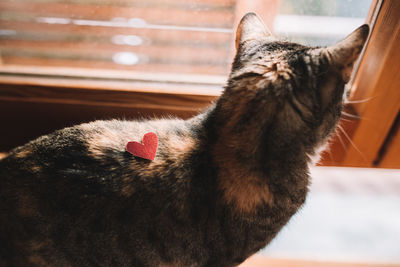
<box><xmin>126</xmin><ymin>132</ymin><xmax>158</xmax><ymax>160</ymax></box>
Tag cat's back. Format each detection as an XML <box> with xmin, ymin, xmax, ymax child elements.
<box><xmin>0</xmin><ymin>118</ymin><xmax>201</xmax><ymax>210</ymax></box>
<box><xmin>1</xmin><ymin>118</ymin><xmax>194</xmax><ymax>174</ymax></box>
<box><xmin>0</xmin><ymin>118</ymin><xmax>208</xmax><ymax>266</ymax></box>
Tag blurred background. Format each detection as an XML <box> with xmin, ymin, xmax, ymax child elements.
<box><xmin>0</xmin><ymin>0</ymin><xmax>399</xmax><ymax>266</ymax></box>
<box><xmin>0</xmin><ymin>0</ymin><xmax>373</xmax><ymax>75</ymax></box>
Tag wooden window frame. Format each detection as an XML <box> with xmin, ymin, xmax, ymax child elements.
<box><xmin>319</xmin><ymin>0</ymin><xmax>400</xmax><ymax>168</ymax></box>
<box><xmin>0</xmin><ymin>66</ymin><xmax>222</xmax><ymax>117</ymax></box>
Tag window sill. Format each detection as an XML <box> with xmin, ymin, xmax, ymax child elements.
<box><xmin>0</xmin><ymin>65</ymin><xmax>222</xmax><ymax>116</ymax></box>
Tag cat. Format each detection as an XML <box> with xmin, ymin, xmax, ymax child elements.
<box><xmin>0</xmin><ymin>12</ymin><xmax>369</xmax><ymax>267</ymax></box>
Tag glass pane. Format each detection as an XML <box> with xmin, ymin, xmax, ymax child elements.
<box><xmin>0</xmin><ymin>0</ymin><xmax>373</xmax><ymax>86</ymax></box>
<box><xmin>0</xmin><ymin>0</ymin><xmax>234</xmax><ymax>79</ymax></box>
<box><xmin>275</xmin><ymin>0</ymin><xmax>373</xmax><ymax>46</ymax></box>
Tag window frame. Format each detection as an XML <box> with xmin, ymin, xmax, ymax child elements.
<box><xmin>319</xmin><ymin>0</ymin><xmax>400</xmax><ymax>168</ymax></box>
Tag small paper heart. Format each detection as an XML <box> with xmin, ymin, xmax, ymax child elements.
<box><xmin>126</xmin><ymin>132</ymin><xmax>158</xmax><ymax>160</ymax></box>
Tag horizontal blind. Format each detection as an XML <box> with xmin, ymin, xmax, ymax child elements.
<box><xmin>0</xmin><ymin>0</ymin><xmax>235</xmax><ymax>76</ymax></box>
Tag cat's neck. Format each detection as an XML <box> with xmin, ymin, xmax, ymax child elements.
<box><xmin>204</xmin><ymin>93</ymin><xmax>307</xmax><ymax>169</ymax></box>
<box><xmin>191</xmin><ymin>95</ymin><xmax>309</xmax><ymax>214</ymax></box>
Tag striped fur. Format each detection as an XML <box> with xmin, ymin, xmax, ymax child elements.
<box><xmin>0</xmin><ymin>13</ymin><xmax>369</xmax><ymax>267</ymax></box>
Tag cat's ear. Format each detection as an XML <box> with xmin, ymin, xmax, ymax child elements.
<box><xmin>325</xmin><ymin>24</ymin><xmax>370</xmax><ymax>82</ymax></box>
<box><xmin>235</xmin><ymin>12</ymin><xmax>274</xmax><ymax>50</ymax></box>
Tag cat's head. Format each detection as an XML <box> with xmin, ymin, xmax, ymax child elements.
<box><xmin>224</xmin><ymin>12</ymin><xmax>369</xmax><ymax>157</ymax></box>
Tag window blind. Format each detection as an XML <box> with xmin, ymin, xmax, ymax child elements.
<box><xmin>0</xmin><ymin>0</ymin><xmax>235</xmax><ymax>77</ymax></box>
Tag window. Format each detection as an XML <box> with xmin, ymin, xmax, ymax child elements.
<box><xmin>0</xmin><ymin>0</ymin><xmax>372</xmax><ymax>88</ymax></box>
<box><xmin>0</xmin><ymin>0</ymin><xmax>233</xmax><ymax>91</ymax></box>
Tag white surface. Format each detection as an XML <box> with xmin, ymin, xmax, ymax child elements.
<box><xmin>274</xmin><ymin>15</ymin><xmax>365</xmax><ymax>37</ymax></box>
<box><xmin>260</xmin><ymin>167</ymin><xmax>400</xmax><ymax>264</ymax></box>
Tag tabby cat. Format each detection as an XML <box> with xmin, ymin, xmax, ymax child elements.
<box><xmin>0</xmin><ymin>13</ymin><xmax>369</xmax><ymax>266</ymax></box>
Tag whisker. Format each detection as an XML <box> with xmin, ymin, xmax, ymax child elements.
<box><xmin>337</xmin><ymin>125</ymin><xmax>367</xmax><ymax>162</ymax></box>
<box><xmin>327</xmin><ymin>150</ymin><xmax>334</xmax><ymax>161</ymax></box>
<box><xmin>345</xmin><ymin>94</ymin><xmax>380</xmax><ymax>104</ymax></box>
<box><xmin>324</xmin><ymin>140</ymin><xmax>334</xmax><ymax>162</ymax></box>
<box><xmin>340</xmin><ymin>117</ymin><xmax>355</xmax><ymax>122</ymax></box>
<box><xmin>341</xmin><ymin>111</ymin><xmax>362</xmax><ymax>120</ymax></box>
<box><xmin>345</xmin><ymin>99</ymin><xmax>370</xmax><ymax>104</ymax></box>
<box><xmin>321</xmin><ymin>137</ymin><xmax>334</xmax><ymax>160</ymax></box>
<box><xmin>334</xmin><ymin>127</ymin><xmax>347</xmax><ymax>152</ymax></box>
